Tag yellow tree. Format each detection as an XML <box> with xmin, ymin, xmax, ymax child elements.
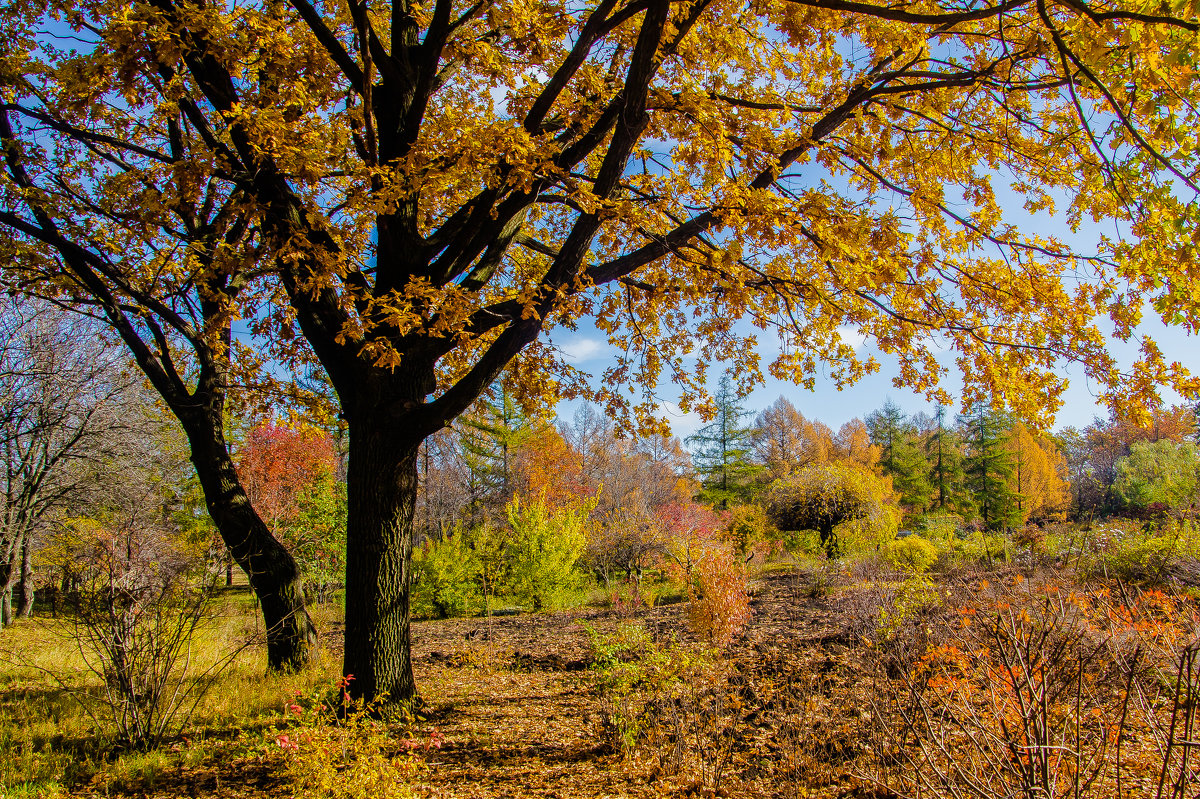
<box><xmin>3</xmin><ymin>0</ymin><xmax>1199</xmax><ymax>704</ymax></box>
<box><xmin>1006</xmin><ymin>423</ymin><xmax>1070</xmax><ymax>522</ymax></box>
<box><xmin>752</xmin><ymin>396</ymin><xmax>837</xmax><ymax>479</ymax></box>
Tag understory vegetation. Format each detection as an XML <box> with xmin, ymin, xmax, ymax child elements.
<box><xmin>4</xmin><ymin>514</ymin><xmax>1200</xmax><ymax>798</ymax></box>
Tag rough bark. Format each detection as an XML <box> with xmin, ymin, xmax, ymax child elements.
<box><xmin>342</xmin><ymin>416</ymin><xmax>419</xmax><ymax>704</ymax></box>
<box><xmin>16</xmin><ymin>535</ymin><xmax>33</xmax><ymax>618</ymax></box>
<box><xmin>0</xmin><ymin>533</ymin><xmax>19</xmax><ymax>628</ymax></box>
<box><xmin>181</xmin><ymin>408</ymin><xmax>318</xmax><ymax>671</ymax></box>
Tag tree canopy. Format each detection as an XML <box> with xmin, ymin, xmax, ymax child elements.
<box><xmin>3</xmin><ymin>0</ymin><xmax>1200</xmax><ymax>702</ymax></box>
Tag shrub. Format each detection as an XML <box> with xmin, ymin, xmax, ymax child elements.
<box><xmin>1080</xmin><ymin>518</ymin><xmax>1200</xmax><ymax>586</ymax></box>
<box><xmin>505</xmin><ymin>494</ymin><xmax>590</xmax><ymax>611</ymax></box>
<box><xmin>585</xmin><ymin>622</ymin><xmax>696</xmax><ymax>754</ymax></box>
<box><xmin>412</xmin><ymin>525</ymin><xmax>481</xmax><ymax>619</ymax></box>
<box><xmin>273</xmin><ymin>676</ymin><xmax>440</xmax><ymax>799</ymax></box>
<box><xmin>868</xmin><ymin>581</ymin><xmax>1200</xmax><ymax>799</ymax></box>
<box><xmin>881</xmin><ymin>535</ymin><xmax>938</xmax><ymax>574</ymax></box>
<box><xmin>687</xmin><ymin>547</ymin><xmax>751</xmax><ymax>648</ymax></box>
<box><xmin>919</xmin><ymin>514</ymin><xmax>963</xmax><ymax>545</ymax></box>
<box><xmin>43</xmin><ymin>513</ymin><xmax>238</xmax><ymax>750</ymax></box>
<box><xmin>725</xmin><ymin>503</ymin><xmax>775</xmax><ymax>556</ymax></box>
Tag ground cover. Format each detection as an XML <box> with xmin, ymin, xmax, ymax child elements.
<box><xmin>2</xmin><ymin>553</ymin><xmax>1198</xmax><ymax>798</ymax></box>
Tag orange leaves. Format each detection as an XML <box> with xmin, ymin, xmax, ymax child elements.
<box><xmin>237</xmin><ymin>421</ymin><xmax>337</xmax><ymax>529</ymax></box>
<box><xmin>511</xmin><ymin>425</ymin><xmax>593</xmax><ymax>511</ymax></box>
<box><xmin>687</xmin><ymin>546</ymin><xmax>750</xmax><ymax>648</ymax></box>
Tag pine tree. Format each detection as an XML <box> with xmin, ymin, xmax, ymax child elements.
<box><xmin>891</xmin><ymin>434</ymin><xmax>934</xmax><ymax>513</ymax></box>
<box><xmin>960</xmin><ymin>405</ymin><xmax>1020</xmax><ymax>530</ymax></box>
<box><xmin>866</xmin><ymin>399</ymin><xmax>911</xmax><ymax>476</ymax></box>
<box><xmin>925</xmin><ymin>406</ymin><xmax>969</xmax><ymax>515</ymax></box>
<box><xmin>688</xmin><ymin>373</ymin><xmax>759</xmax><ymax>508</ymax></box>
<box><xmin>867</xmin><ymin>400</ymin><xmax>931</xmax><ymax>511</ymax></box>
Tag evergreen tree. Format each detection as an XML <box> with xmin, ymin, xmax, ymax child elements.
<box><xmin>688</xmin><ymin>373</ymin><xmax>759</xmax><ymax>507</ymax></box>
<box><xmin>891</xmin><ymin>434</ymin><xmax>934</xmax><ymax>512</ymax></box>
<box><xmin>866</xmin><ymin>399</ymin><xmax>911</xmax><ymax>476</ymax></box>
<box><xmin>867</xmin><ymin>400</ymin><xmax>931</xmax><ymax>511</ymax></box>
<box><xmin>458</xmin><ymin>383</ymin><xmax>535</xmax><ymax>520</ymax></box>
<box><xmin>925</xmin><ymin>406</ymin><xmax>969</xmax><ymax>514</ymax></box>
<box><xmin>960</xmin><ymin>405</ymin><xmax>1020</xmax><ymax>530</ymax></box>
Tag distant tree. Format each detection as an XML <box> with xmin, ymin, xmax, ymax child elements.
<box><xmin>751</xmin><ymin>397</ymin><xmax>835</xmax><ymax>480</ymax></box>
<box><xmin>961</xmin><ymin>406</ymin><xmax>1020</xmax><ymax>530</ymax></box>
<box><xmin>923</xmin><ymin>406</ymin><xmax>969</xmax><ymax>515</ymax></box>
<box><xmin>1006</xmin><ymin>424</ymin><xmax>1070</xmax><ymax>523</ymax></box>
<box><xmin>867</xmin><ymin>400</ymin><xmax>933</xmax><ymax>512</ymax></box>
<box><xmin>1114</xmin><ymin>440</ymin><xmax>1200</xmax><ymax>511</ymax></box>
<box><xmin>237</xmin><ymin>422</ymin><xmax>346</xmax><ymax>601</ymax></box>
<box><xmin>0</xmin><ymin>300</ymin><xmax>145</xmax><ymax>626</ymax></box>
<box><xmin>511</xmin><ymin>426</ymin><xmax>590</xmax><ymax>511</ymax></box>
<box><xmin>416</xmin><ymin>427</ymin><xmax>473</xmax><ymax>540</ymax></box>
<box><xmin>688</xmin><ymin>374</ymin><xmax>759</xmax><ymax>507</ymax></box>
<box><xmin>658</xmin><ymin>501</ymin><xmax>728</xmax><ymax>581</ymax></box>
<box><xmin>563</xmin><ymin>406</ymin><xmax>693</xmax><ymax>589</ymax></box>
<box><xmin>764</xmin><ymin>462</ymin><xmax>894</xmax><ymax>556</ymax></box>
<box><xmin>238</xmin><ymin>423</ymin><xmax>338</xmax><ymax>532</ymax></box>
<box><xmin>1061</xmin><ymin>405</ymin><xmax>1199</xmax><ymax>514</ymax></box>
<box><xmin>459</xmin><ymin>384</ymin><xmax>537</xmax><ymax>520</ymax></box>
<box><xmin>866</xmin><ymin>400</ymin><xmax>912</xmax><ymax>476</ymax></box>
<box><xmin>832</xmin><ymin>419</ymin><xmax>882</xmax><ymax>472</ymax></box>
<box><xmin>891</xmin><ymin>435</ymin><xmax>934</xmax><ymax>514</ymax></box>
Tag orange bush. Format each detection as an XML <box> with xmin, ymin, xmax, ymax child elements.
<box><xmin>687</xmin><ymin>547</ymin><xmax>750</xmax><ymax>648</ymax></box>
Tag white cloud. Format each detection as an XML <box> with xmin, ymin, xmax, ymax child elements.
<box><xmin>657</xmin><ymin>400</ymin><xmax>705</xmax><ymax>439</ymax></box>
<box><xmin>558</xmin><ymin>337</ymin><xmax>611</xmax><ymax>364</ymax></box>
<box><xmin>836</xmin><ymin>325</ymin><xmax>867</xmax><ymax>350</ymax></box>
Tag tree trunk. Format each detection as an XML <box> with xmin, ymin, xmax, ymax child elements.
<box><xmin>182</xmin><ymin>411</ymin><xmax>318</xmax><ymax>671</ymax></box>
<box><xmin>819</xmin><ymin>520</ymin><xmax>837</xmax><ymax>558</ymax></box>
<box><xmin>16</xmin><ymin>535</ymin><xmax>33</xmax><ymax>618</ymax></box>
<box><xmin>0</xmin><ymin>535</ymin><xmax>18</xmax><ymax>628</ymax></box>
<box><xmin>342</xmin><ymin>417</ymin><xmax>418</xmax><ymax>705</ymax></box>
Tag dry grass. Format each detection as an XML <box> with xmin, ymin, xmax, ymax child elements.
<box><xmin>2</xmin><ymin>561</ymin><xmax>1199</xmax><ymax>798</ymax></box>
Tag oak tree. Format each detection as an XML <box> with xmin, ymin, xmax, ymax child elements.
<box><xmin>4</xmin><ymin>0</ymin><xmax>1200</xmax><ymax>704</ymax></box>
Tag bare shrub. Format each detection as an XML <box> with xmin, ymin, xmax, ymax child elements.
<box><xmin>864</xmin><ymin>578</ymin><xmax>1200</xmax><ymax>798</ymax></box>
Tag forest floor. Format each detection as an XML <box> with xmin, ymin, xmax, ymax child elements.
<box><xmin>1</xmin><ymin>567</ymin><xmax>880</xmax><ymax>799</ymax></box>
<box><xmin>3</xmin><ymin>558</ymin><xmax>1196</xmax><ymax>798</ymax></box>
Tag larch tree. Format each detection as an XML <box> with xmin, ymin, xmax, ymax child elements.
<box><xmin>1005</xmin><ymin>422</ymin><xmax>1069</xmax><ymax>522</ymax></box>
<box><xmin>751</xmin><ymin>396</ymin><xmax>836</xmax><ymax>480</ymax></box>
<box><xmin>3</xmin><ymin>0</ymin><xmax>1200</xmax><ymax>705</ymax></box>
<box><xmin>688</xmin><ymin>372</ymin><xmax>759</xmax><ymax>505</ymax></box>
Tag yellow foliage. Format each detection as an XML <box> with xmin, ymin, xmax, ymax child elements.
<box><xmin>1006</xmin><ymin>424</ymin><xmax>1070</xmax><ymax>523</ymax></box>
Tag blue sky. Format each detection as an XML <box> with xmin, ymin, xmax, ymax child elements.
<box><xmin>550</xmin><ymin>304</ymin><xmax>1197</xmax><ymax>439</ymax></box>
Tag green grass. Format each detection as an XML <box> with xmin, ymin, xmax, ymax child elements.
<box><xmin>0</xmin><ymin>596</ymin><xmax>342</xmax><ymax>797</ymax></box>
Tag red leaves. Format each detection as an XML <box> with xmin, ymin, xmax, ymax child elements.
<box><xmin>237</xmin><ymin>422</ymin><xmax>337</xmax><ymax>529</ymax></box>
